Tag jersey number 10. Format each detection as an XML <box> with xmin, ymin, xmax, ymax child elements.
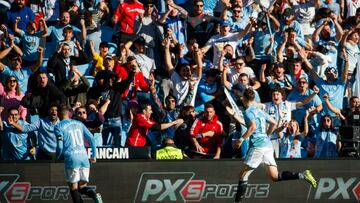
<box><xmin>69</xmin><ymin>129</ymin><xmax>84</xmax><ymax>147</ymax></box>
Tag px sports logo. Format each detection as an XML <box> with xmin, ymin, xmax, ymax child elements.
<box><xmin>133</xmin><ymin>172</ymin><xmax>270</xmax><ymax>202</ymax></box>
<box><xmin>311</xmin><ymin>177</ymin><xmax>360</xmax><ymax>201</ymax></box>
<box><xmin>0</xmin><ymin>174</ymin><xmax>95</xmax><ymax>202</ymax></box>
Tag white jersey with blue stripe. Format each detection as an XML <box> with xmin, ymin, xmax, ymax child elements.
<box><xmin>244</xmin><ymin>106</ymin><xmax>272</xmax><ymax>148</ymax></box>
<box><xmin>55</xmin><ymin>119</ymin><xmax>97</xmax><ymax>169</ymax></box>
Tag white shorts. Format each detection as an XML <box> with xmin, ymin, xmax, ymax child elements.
<box><xmin>65</xmin><ymin>167</ymin><xmax>90</xmax><ymax>183</ymax></box>
<box><xmin>244</xmin><ymin>146</ymin><xmax>277</xmax><ymax>169</ymax></box>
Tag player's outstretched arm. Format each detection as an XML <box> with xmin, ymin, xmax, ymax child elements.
<box><xmin>266</xmin><ymin>116</ymin><xmax>277</xmax><ymax>136</ymax></box>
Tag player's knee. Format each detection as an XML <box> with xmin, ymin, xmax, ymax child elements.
<box><xmin>270</xmin><ymin>174</ymin><xmax>279</xmax><ymax>182</ymax></box>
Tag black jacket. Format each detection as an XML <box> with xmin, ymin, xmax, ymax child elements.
<box><xmin>21</xmin><ymin>81</ymin><xmax>67</xmax><ymax>118</ymax></box>
<box><xmin>47</xmin><ymin>50</ymin><xmax>89</xmax><ymax>87</ymax></box>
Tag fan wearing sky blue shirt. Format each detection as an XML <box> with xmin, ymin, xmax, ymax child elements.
<box><xmin>233</xmin><ymin>88</ymin><xmax>317</xmax><ymax>203</ymax></box>
<box><xmin>1</xmin><ymin>107</ymin><xmax>35</xmax><ymax>160</ymax></box>
<box><xmin>0</xmin><ymin>47</ymin><xmax>43</xmax><ymax>94</ymax></box>
<box><xmin>303</xmin><ymin>47</ymin><xmax>348</xmax><ymax>127</ymax></box>
<box><xmin>55</xmin><ymin>106</ymin><xmax>102</xmax><ymax>203</ymax></box>
<box><xmin>11</xmin><ymin>104</ymin><xmax>59</xmax><ymax>160</ymax></box>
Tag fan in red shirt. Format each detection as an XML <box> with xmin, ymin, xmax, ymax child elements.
<box><xmin>127</xmin><ymin>103</ymin><xmax>184</xmax><ymax>147</ymax></box>
<box><xmin>190</xmin><ymin>103</ymin><xmax>224</xmax><ymax>159</ymax></box>
<box><xmin>114</xmin><ymin>56</ymin><xmax>149</xmax><ymax>99</ymax></box>
<box><xmin>112</xmin><ymin>0</ymin><xmax>144</xmax><ymax>34</ymax></box>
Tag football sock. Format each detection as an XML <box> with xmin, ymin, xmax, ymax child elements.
<box><xmin>79</xmin><ymin>186</ymin><xmax>97</xmax><ymax>199</ymax></box>
<box><xmin>70</xmin><ymin>189</ymin><xmax>83</xmax><ymax>203</ymax></box>
<box><xmin>235</xmin><ymin>180</ymin><xmax>247</xmax><ymax>202</ymax></box>
<box><xmin>278</xmin><ymin>171</ymin><xmax>300</xmax><ymax>181</ymax></box>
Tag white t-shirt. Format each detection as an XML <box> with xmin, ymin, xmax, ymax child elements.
<box><xmin>129</xmin><ymin>50</ymin><xmax>156</xmax><ymax>79</ymax></box>
<box><xmin>264</xmin><ymin>100</ymin><xmax>297</xmax><ymax>139</ymax></box>
<box><xmin>170</xmin><ymin>71</ymin><xmax>189</xmax><ymax>105</ymax></box>
<box><xmin>346</xmin><ymin>0</ymin><xmax>360</xmax><ymax>18</ymax></box>
<box><xmin>227</xmin><ymin>66</ymin><xmax>256</xmax><ymax>85</ymax></box>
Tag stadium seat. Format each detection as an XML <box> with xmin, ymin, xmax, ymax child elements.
<box><xmin>100</xmin><ymin>26</ymin><xmax>114</xmax><ymax>42</ymax></box>
<box><xmin>85</xmin><ymin>75</ymin><xmax>95</xmax><ymax>87</ymax></box>
<box><xmin>44</xmin><ymin>42</ymin><xmax>57</xmax><ymax>58</ymax></box>
<box><xmin>108</xmin><ymin>42</ymin><xmax>117</xmax><ymax>55</ymax></box>
<box><xmin>40</xmin><ymin>58</ymin><xmax>48</xmax><ymax>72</ymax></box>
<box><xmin>76</xmin><ymin>63</ymin><xmax>92</xmax><ymax>76</ymax></box>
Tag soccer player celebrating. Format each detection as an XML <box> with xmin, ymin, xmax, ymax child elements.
<box><xmin>55</xmin><ymin>106</ymin><xmax>102</xmax><ymax>203</ymax></box>
<box><xmin>233</xmin><ymin>89</ymin><xmax>317</xmax><ymax>203</ymax></box>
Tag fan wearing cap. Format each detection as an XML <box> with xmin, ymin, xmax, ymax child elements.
<box><xmin>186</xmin><ymin>0</ymin><xmax>220</xmax><ymax>47</ymax></box>
<box><xmin>122</xmin><ymin>36</ymin><xmax>156</xmax><ymax>79</ymax></box>
<box><xmin>0</xmin><ymin>47</ymin><xmax>43</xmax><ymax>94</ymax></box>
<box><xmin>200</xmin><ymin>17</ymin><xmax>253</xmax><ymax>67</ymax></box>
<box><xmin>89</xmin><ymin>40</ymin><xmax>112</xmax><ymax>76</ymax></box>
<box><xmin>303</xmin><ymin>47</ymin><xmax>348</xmax><ymax>127</ymax></box>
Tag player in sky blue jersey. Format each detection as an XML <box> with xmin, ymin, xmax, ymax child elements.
<box><xmin>233</xmin><ymin>89</ymin><xmax>317</xmax><ymax>203</ymax></box>
<box><xmin>55</xmin><ymin>106</ymin><xmax>102</xmax><ymax>203</ymax></box>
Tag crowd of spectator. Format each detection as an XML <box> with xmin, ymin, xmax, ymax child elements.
<box><xmin>0</xmin><ymin>0</ymin><xmax>360</xmax><ymax>160</ymax></box>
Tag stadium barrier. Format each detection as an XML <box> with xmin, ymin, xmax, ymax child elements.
<box><xmin>0</xmin><ymin>159</ymin><xmax>359</xmax><ymax>203</ymax></box>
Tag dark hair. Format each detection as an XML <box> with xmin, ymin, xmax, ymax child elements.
<box><xmin>5</xmin><ymin>76</ymin><xmax>21</xmax><ymax>96</ymax></box>
<box><xmin>179</xmin><ymin>105</ymin><xmax>195</xmax><ymax>118</ymax></box>
<box><xmin>139</xmin><ymin>103</ymin><xmax>151</xmax><ymax>112</ymax></box>
<box><xmin>204</xmin><ymin>103</ymin><xmax>214</xmax><ymax>109</ymax></box>
<box><xmin>7</xmin><ymin>107</ymin><xmax>19</xmax><ymax>114</ymax></box>
<box><xmin>165</xmin><ymin>95</ymin><xmax>176</xmax><ymax>102</ymax></box>
<box><xmin>161</xmin><ymin>137</ymin><xmax>174</xmax><ymax>147</ymax></box>
<box><xmin>271</xmin><ymin>87</ymin><xmax>286</xmax><ymax>99</ymax></box>
<box><xmin>127</xmin><ymin>56</ymin><xmax>137</xmax><ymax>63</ymax></box>
<box><xmin>243</xmin><ymin>88</ymin><xmax>255</xmax><ymax>101</ymax></box>
<box><xmin>239</xmin><ymin>73</ymin><xmax>249</xmax><ymax>78</ymax></box>
<box><xmin>232</xmin><ymin>4</ymin><xmax>241</xmax><ymax>10</ymax></box>
<box><xmin>59</xmin><ymin>105</ymin><xmax>70</xmax><ymax>116</ymax></box>
<box><xmin>285</xmin><ymin>27</ymin><xmax>296</xmax><ymax>34</ymax></box>
<box><xmin>350</xmin><ymin>96</ymin><xmax>359</xmax><ymax>102</ymax></box>
<box><xmin>63</xmin><ymin>26</ymin><xmax>73</xmax><ymax>33</ymax></box>
<box><xmin>311</xmin><ymin>7</ymin><xmax>332</xmax><ymax>25</ymax></box>
<box><xmin>193</xmin><ymin>0</ymin><xmax>204</xmax><ymax>5</ymax></box>
<box><xmin>26</xmin><ymin>21</ymin><xmax>35</xmax><ymax>27</ymax></box>
<box><xmin>320</xmin><ymin>115</ymin><xmax>336</xmax><ymax>132</ymax></box>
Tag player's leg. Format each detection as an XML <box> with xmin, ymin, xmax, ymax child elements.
<box><xmin>78</xmin><ymin>167</ymin><xmax>103</xmax><ymax>203</ymax></box>
<box><xmin>235</xmin><ymin>147</ymin><xmax>260</xmax><ymax>203</ymax></box>
<box><xmin>234</xmin><ymin>165</ymin><xmax>254</xmax><ymax>203</ymax></box>
<box><xmin>263</xmin><ymin>148</ymin><xmax>317</xmax><ymax>188</ymax></box>
<box><xmin>65</xmin><ymin>168</ymin><xmax>83</xmax><ymax>203</ymax></box>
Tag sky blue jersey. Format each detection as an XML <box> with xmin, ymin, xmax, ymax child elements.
<box><xmin>244</xmin><ymin>106</ymin><xmax>272</xmax><ymax>148</ymax></box>
<box><xmin>1</xmin><ymin>120</ymin><xmax>32</xmax><ymax>160</ymax></box>
<box><xmin>55</xmin><ymin>119</ymin><xmax>97</xmax><ymax>169</ymax></box>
